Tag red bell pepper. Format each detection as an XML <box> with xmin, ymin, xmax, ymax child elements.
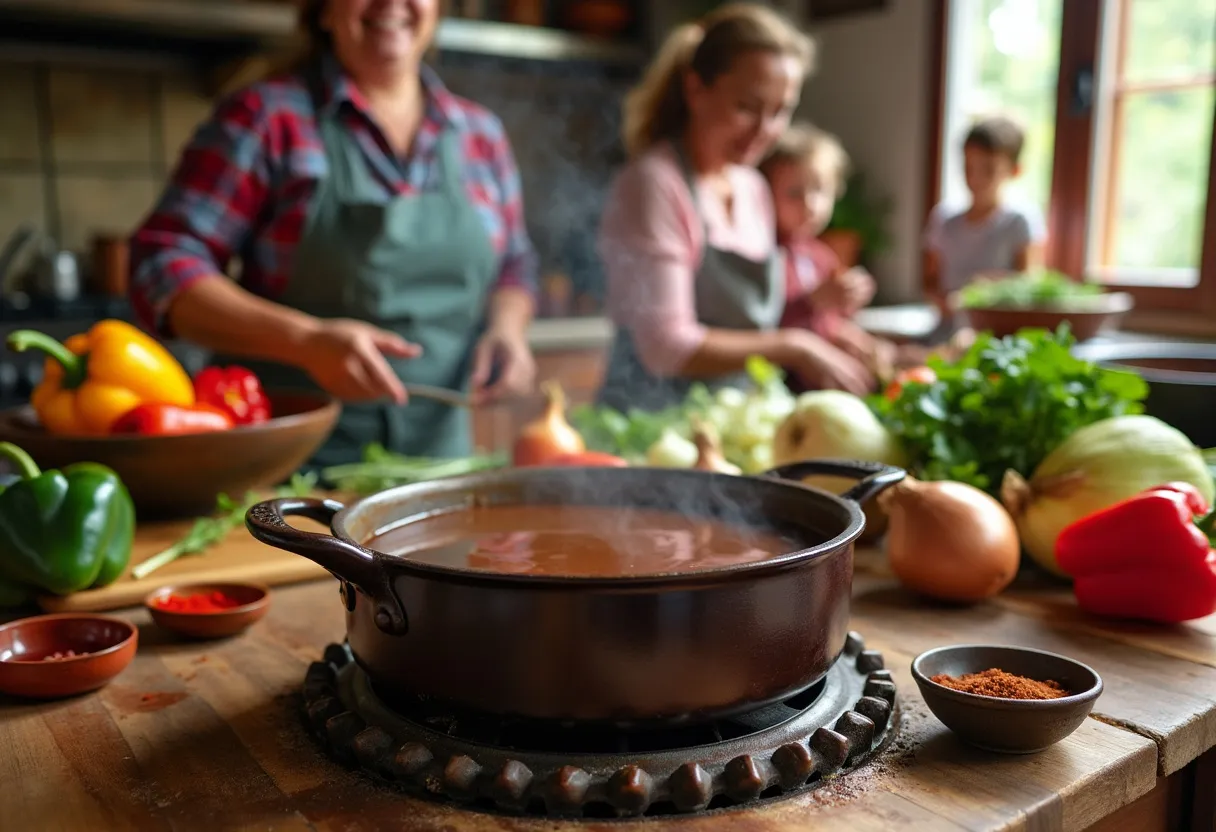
<box><xmin>193</xmin><ymin>366</ymin><xmax>271</xmax><ymax>426</ymax></box>
<box><xmin>111</xmin><ymin>403</ymin><xmax>234</xmax><ymax>436</ymax></box>
<box><xmin>1055</xmin><ymin>482</ymin><xmax>1216</xmax><ymax>623</ymax></box>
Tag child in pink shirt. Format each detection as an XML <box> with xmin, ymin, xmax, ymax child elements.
<box><xmin>759</xmin><ymin>124</ymin><xmax>894</xmax><ymax>389</ymax></box>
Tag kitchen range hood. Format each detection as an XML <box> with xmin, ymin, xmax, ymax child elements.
<box><xmin>0</xmin><ymin>0</ymin><xmax>644</xmax><ymax>65</ymax></box>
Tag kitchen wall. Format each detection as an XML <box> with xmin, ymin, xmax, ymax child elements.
<box><xmin>798</xmin><ymin>0</ymin><xmax>935</xmax><ymax>305</ymax></box>
<box><xmin>0</xmin><ymin>55</ymin><xmax>214</xmax><ymax>285</ymax></box>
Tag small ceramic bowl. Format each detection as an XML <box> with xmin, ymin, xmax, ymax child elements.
<box><xmin>145</xmin><ymin>582</ymin><xmax>271</xmax><ymax>639</ymax></box>
<box><xmin>911</xmin><ymin>644</ymin><xmax>1103</xmax><ymax>754</ymax></box>
<box><xmin>0</xmin><ymin>613</ymin><xmax>138</xmax><ymax>699</ymax></box>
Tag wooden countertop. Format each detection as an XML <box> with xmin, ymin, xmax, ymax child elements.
<box><xmin>1</xmin><ymin>538</ymin><xmax>1213</xmax><ymax>831</ymax></box>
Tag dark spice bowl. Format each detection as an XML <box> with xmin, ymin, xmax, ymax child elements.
<box><xmin>145</xmin><ymin>582</ymin><xmax>271</xmax><ymax>639</ymax></box>
<box><xmin>0</xmin><ymin>613</ymin><xmax>138</xmax><ymax>699</ymax></box>
<box><xmin>911</xmin><ymin>644</ymin><xmax>1103</xmax><ymax>754</ymax></box>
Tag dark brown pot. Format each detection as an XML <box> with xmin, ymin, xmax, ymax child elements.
<box><xmin>246</xmin><ymin>460</ymin><xmax>904</xmax><ymax>726</ymax></box>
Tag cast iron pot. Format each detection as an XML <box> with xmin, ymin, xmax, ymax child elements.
<box><xmin>1071</xmin><ymin>340</ymin><xmax>1216</xmax><ymax>448</ymax></box>
<box><xmin>246</xmin><ymin>459</ymin><xmax>904</xmax><ymax>726</ymax></box>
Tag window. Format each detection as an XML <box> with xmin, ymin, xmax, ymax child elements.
<box><xmin>938</xmin><ymin>0</ymin><xmax>1063</xmax><ymax>224</ymax></box>
<box><xmin>933</xmin><ymin>0</ymin><xmax>1216</xmax><ymax>319</ymax></box>
<box><xmin>1086</xmin><ymin>0</ymin><xmax>1216</xmax><ymax>287</ymax></box>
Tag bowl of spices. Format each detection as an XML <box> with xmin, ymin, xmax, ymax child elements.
<box><xmin>911</xmin><ymin>644</ymin><xmax>1103</xmax><ymax>753</ymax></box>
<box><xmin>145</xmin><ymin>582</ymin><xmax>270</xmax><ymax>639</ymax></box>
<box><xmin>0</xmin><ymin>613</ymin><xmax>138</xmax><ymax>698</ymax></box>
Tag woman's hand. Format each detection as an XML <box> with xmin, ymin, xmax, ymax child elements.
<box><xmin>299</xmin><ymin>318</ymin><xmax>421</xmax><ymax>404</ymax></box>
<box><xmin>812</xmin><ymin>267</ymin><xmax>876</xmax><ymax>317</ymax></box>
<box><xmin>778</xmin><ymin>328</ymin><xmax>876</xmax><ymax>396</ymax></box>
<box><xmin>469</xmin><ymin>325</ymin><xmax>536</xmax><ymax>405</ymax></box>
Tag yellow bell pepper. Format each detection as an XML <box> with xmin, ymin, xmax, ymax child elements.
<box><xmin>7</xmin><ymin>320</ymin><xmax>196</xmax><ymax>436</ymax></box>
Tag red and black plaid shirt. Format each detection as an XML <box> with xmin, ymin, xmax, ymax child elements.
<box><xmin>129</xmin><ymin>54</ymin><xmax>538</xmax><ymax>334</ymax></box>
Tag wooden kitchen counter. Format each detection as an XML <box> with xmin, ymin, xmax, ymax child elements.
<box><xmin>1</xmin><ymin>542</ymin><xmax>1213</xmax><ymax>831</ymax></box>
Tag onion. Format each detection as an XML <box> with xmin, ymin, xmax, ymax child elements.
<box><xmin>512</xmin><ymin>380</ymin><xmax>585</xmax><ymax>466</ymax></box>
<box><xmin>879</xmin><ymin>477</ymin><xmax>1020</xmax><ymax>603</ymax></box>
<box><xmin>691</xmin><ymin>418</ymin><xmax>742</xmax><ymax>475</ymax></box>
<box><xmin>1001</xmin><ymin>414</ymin><xmax>1215</xmax><ymax>577</ymax></box>
<box><xmin>771</xmin><ymin>390</ymin><xmax>906</xmax><ymax>541</ymax></box>
<box><xmin>646</xmin><ymin>427</ymin><xmax>698</xmax><ymax>468</ymax></box>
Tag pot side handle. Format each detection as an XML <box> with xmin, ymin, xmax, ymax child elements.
<box><xmin>245</xmin><ymin>497</ymin><xmax>408</xmax><ymax>636</ymax></box>
<box><xmin>764</xmin><ymin>459</ymin><xmax>906</xmax><ymax>504</ymax></box>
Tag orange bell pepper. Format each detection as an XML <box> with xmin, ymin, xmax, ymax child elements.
<box><xmin>7</xmin><ymin>320</ymin><xmax>196</xmax><ymax>436</ymax></box>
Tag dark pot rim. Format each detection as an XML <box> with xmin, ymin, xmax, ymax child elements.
<box><xmin>245</xmin><ymin>459</ymin><xmax>906</xmax><ymax>637</ymax></box>
<box><xmin>1072</xmin><ymin>341</ymin><xmax>1216</xmax><ymax>386</ymax></box>
<box><xmin>325</xmin><ymin>462</ymin><xmax>896</xmax><ymax>589</ymax></box>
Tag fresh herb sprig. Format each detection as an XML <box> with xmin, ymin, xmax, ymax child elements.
<box><xmin>319</xmin><ymin>443</ymin><xmax>508</xmax><ymax>494</ymax></box>
<box><xmin>131</xmin><ymin>472</ymin><xmax>318</xmax><ymax>580</ymax></box>
<box><xmin>867</xmin><ymin>326</ymin><xmax>1149</xmax><ymax>494</ymax></box>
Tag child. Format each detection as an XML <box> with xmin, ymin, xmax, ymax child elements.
<box><xmin>923</xmin><ymin>116</ymin><xmax>1046</xmax><ymax>319</ymax></box>
<box><xmin>759</xmin><ymin>123</ymin><xmax>895</xmax><ymax>388</ymax></box>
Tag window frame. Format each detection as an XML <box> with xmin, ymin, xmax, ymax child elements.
<box><xmin>928</xmin><ymin>0</ymin><xmax>1216</xmax><ymax>329</ymax></box>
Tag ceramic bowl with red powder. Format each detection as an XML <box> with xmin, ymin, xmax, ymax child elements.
<box><xmin>145</xmin><ymin>582</ymin><xmax>270</xmax><ymax>639</ymax></box>
<box><xmin>911</xmin><ymin>644</ymin><xmax>1103</xmax><ymax>754</ymax></box>
<box><xmin>0</xmin><ymin>613</ymin><xmax>138</xmax><ymax>698</ymax></box>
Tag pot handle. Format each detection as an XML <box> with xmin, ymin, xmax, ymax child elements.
<box><xmin>245</xmin><ymin>497</ymin><xmax>408</xmax><ymax>636</ymax></box>
<box><xmin>764</xmin><ymin>459</ymin><xmax>906</xmax><ymax>505</ymax></box>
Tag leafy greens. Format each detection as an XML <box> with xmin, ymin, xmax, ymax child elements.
<box><xmin>866</xmin><ymin>326</ymin><xmax>1149</xmax><ymax>494</ymax></box>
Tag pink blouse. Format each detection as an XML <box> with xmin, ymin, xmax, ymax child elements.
<box><xmin>597</xmin><ymin>142</ymin><xmax>777</xmax><ymax>375</ymax></box>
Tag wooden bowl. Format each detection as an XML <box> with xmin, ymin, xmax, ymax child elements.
<box><xmin>0</xmin><ymin>390</ymin><xmax>340</xmax><ymax>519</ymax></box>
<box><xmin>0</xmin><ymin>613</ymin><xmax>137</xmax><ymax>699</ymax></box>
<box><xmin>145</xmin><ymin>582</ymin><xmax>270</xmax><ymax>639</ymax></box>
<box><xmin>962</xmin><ymin>291</ymin><xmax>1134</xmax><ymax>341</ymax></box>
<box><xmin>911</xmin><ymin>644</ymin><xmax>1103</xmax><ymax>754</ymax></box>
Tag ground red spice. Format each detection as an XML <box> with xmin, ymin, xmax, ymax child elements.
<box><xmin>931</xmin><ymin>667</ymin><xmax>1068</xmax><ymax>700</ymax></box>
<box><xmin>154</xmin><ymin>591</ymin><xmax>243</xmax><ymax>613</ymax></box>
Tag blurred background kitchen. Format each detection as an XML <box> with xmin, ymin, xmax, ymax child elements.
<box><xmin>1</xmin><ymin>0</ymin><xmax>1213</xmax><ymax>450</ymax></box>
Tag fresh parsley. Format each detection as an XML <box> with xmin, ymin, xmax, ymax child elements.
<box><xmin>867</xmin><ymin>326</ymin><xmax>1149</xmax><ymax>494</ymax></box>
<box><xmin>131</xmin><ymin>472</ymin><xmax>318</xmax><ymax>580</ymax></box>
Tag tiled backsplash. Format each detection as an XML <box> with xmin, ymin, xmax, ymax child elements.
<box><xmin>0</xmin><ymin>54</ymin><xmax>628</xmax><ymax>315</ymax></box>
<box><xmin>0</xmin><ymin>60</ymin><xmax>212</xmax><ymax>260</ymax></box>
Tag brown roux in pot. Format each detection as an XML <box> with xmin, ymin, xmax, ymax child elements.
<box><xmin>365</xmin><ymin>504</ymin><xmax>804</xmax><ymax>577</ymax></box>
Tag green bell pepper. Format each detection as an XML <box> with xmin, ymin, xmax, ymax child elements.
<box><xmin>0</xmin><ymin>441</ymin><xmax>135</xmax><ymax>597</ymax></box>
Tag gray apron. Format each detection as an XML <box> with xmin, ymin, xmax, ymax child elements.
<box><xmin>218</xmin><ymin>71</ymin><xmax>499</xmax><ymax>470</ymax></box>
<box><xmin>597</xmin><ymin>147</ymin><xmax>785</xmax><ymax>412</ymax></box>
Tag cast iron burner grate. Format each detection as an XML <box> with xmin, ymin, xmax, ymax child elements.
<box><xmin>301</xmin><ymin>631</ymin><xmax>898</xmax><ymax>819</ymax></box>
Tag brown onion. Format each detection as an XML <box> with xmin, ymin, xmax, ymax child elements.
<box><xmin>512</xmin><ymin>380</ymin><xmax>585</xmax><ymax>466</ymax></box>
<box><xmin>877</xmin><ymin>477</ymin><xmax>1020</xmax><ymax>603</ymax></box>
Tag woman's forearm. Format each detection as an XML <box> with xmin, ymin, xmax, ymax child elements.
<box><xmin>486</xmin><ymin>286</ymin><xmax>534</xmax><ymax>337</ymax></box>
<box><xmin>677</xmin><ymin>328</ymin><xmax>794</xmax><ymax>377</ymax></box>
<box><xmin>166</xmin><ymin>275</ymin><xmax>321</xmax><ymax>366</ymax></box>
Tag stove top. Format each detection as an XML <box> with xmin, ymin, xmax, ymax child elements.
<box><xmin>301</xmin><ymin>632</ymin><xmax>898</xmax><ymax>820</ymax></box>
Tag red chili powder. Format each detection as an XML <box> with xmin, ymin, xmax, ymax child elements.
<box><xmin>154</xmin><ymin>591</ymin><xmax>244</xmax><ymax>613</ymax></box>
<box><xmin>931</xmin><ymin>667</ymin><xmax>1068</xmax><ymax>700</ymax></box>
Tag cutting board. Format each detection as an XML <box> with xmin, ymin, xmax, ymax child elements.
<box><xmin>36</xmin><ymin>514</ymin><xmax>334</xmax><ymax>613</ymax></box>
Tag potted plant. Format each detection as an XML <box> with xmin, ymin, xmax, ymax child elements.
<box><xmin>820</xmin><ymin>171</ymin><xmax>893</xmax><ymax>269</ymax></box>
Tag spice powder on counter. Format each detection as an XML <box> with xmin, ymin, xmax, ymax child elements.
<box><xmin>931</xmin><ymin>668</ymin><xmax>1069</xmax><ymax>700</ymax></box>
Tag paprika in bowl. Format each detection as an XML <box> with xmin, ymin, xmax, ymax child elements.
<box><xmin>145</xmin><ymin>582</ymin><xmax>270</xmax><ymax>639</ymax></box>
<box><xmin>911</xmin><ymin>644</ymin><xmax>1103</xmax><ymax>754</ymax></box>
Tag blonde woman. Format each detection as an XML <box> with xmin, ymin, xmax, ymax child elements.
<box><xmin>595</xmin><ymin>3</ymin><xmax>874</xmax><ymax>411</ymax></box>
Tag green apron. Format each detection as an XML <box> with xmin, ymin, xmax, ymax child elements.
<box><xmin>597</xmin><ymin>144</ymin><xmax>785</xmax><ymax>412</ymax></box>
<box><xmin>222</xmin><ymin>79</ymin><xmax>499</xmax><ymax>470</ymax></box>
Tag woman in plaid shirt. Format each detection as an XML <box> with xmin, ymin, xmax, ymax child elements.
<box><xmin>128</xmin><ymin>0</ymin><xmax>538</xmax><ymax>467</ymax></box>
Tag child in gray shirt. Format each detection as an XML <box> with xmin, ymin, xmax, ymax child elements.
<box><xmin>923</xmin><ymin>117</ymin><xmax>1046</xmax><ymax>318</ymax></box>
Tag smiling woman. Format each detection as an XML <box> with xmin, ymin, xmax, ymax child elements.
<box><xmin>127</xmin><ymin>0</ymin><xmax>540</xmax><ymax>471</ymax></box>
<box><xmin>595</xmin><ymin>3</ymin><xmax>876</xmax><ymax>413</ymax></box>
